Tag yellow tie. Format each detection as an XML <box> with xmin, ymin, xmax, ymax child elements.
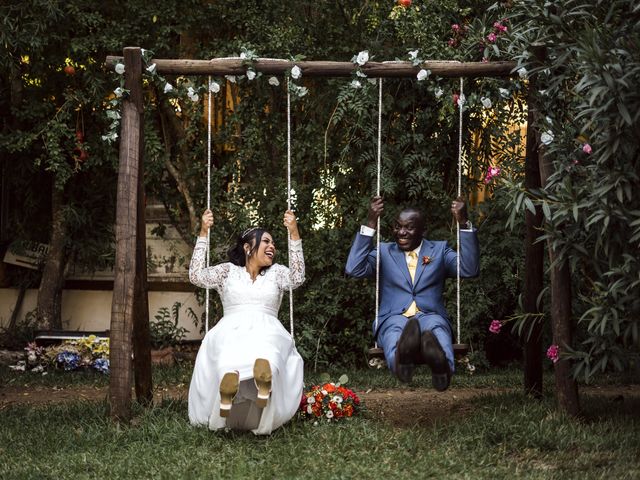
<box><xmin>404</xmin><ymin>251</ymin><xmax>418</xmax><ymax>317</ymax></box>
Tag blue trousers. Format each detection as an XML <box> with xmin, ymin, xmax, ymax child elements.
<box><xmin>377</xmin><ymin>313</ymin><xmax>455</xmax><ymax>374</ymax></box>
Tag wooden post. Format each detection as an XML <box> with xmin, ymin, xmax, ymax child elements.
<box><xmin>109</xmin><ymin>47</ymin><xmax>144</xmax><ymax>421</ymax></box>
<box><xmin>523</xmin><ymin>46</ymin><xmax>545</xmax><ymax>398</ymax></box>
<box><xmin>539</xmin><ymin>126</ymin><xmax>581</xmax><ymax>418</ymax></box>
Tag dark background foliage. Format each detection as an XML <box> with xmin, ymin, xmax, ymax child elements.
<box><xmin>2</xmin><ymin>0</ymin><xmax>535</xmax><ymax>369</ymax></box>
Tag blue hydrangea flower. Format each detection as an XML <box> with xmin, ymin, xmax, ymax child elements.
<box><xmin>93</xmin><ymin>358</ymin><xmax>109</xmax><ymax>374</ymax></box>
<box><xmin>56</xmin><ymin>351</ymin><xmax>81</xmax><ymax>371</ymax></box>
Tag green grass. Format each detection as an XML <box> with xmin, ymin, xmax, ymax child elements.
<box><xmin>1</xmin><ymin>365</ymin><xmax>639</xmax><ymax>479</ymax></box>
<box><xmin>0</xmin><ymin>361</ymin><xmax>526</xmax><ymax>391</ymax></box>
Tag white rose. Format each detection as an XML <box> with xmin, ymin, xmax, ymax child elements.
<box><xmin>297</xmin><ymin>86</ymin><xmax>308</xmax><ymax>97</ymax></box>
<box><xmin>225</xmin><ymin>75</ymin><xmax>236</xmax><ymax>83</ymax></box>
<box><xmin>356</xmin><ymin>70</ymin><xmax>367</xmax><ymax>78</ymax></box>
<box><xmin>416</xmin><ymin>69</ymin><xmax>430</xmax><ymax>81</ymax></box>
<box><xmin>146</xmin><ymin>63</ymin><xmax>157</xmax><ymax>74</ymax></box>
<box><xmin>268</xmin><ymin>76</ymin><xmax>280</xmax><ymax>86</ymax></box>
<box><xmin>356</xmin><ymin>50</ymin><xmax>369</xmax><ymax>66</ymax></box>
<box><xmin>434</xmin><ymin>88</ymin><xmax>443</xmax><ymax>98</ymax></box>
<box><xmin>499</xmin><ymin>87</ymin><xmax>510</xmax><ymax>98</ymax></box>
<box><xmin>350</xmin><ymin>80</ymin><xmax>362</xmax><ymax>89</ymax></box>
<box><xmin>540</xmin><ymin>130</ymin><xmax>554</xmax><ymax>145</ymax></box>
<box><xmin>368</xmin><ymin>78</ymin><xmax>377</xmax><ymax>85</ymax></box>
<box><xmin>518</xmin><ymin>67</ymin><xmax>528</xmax><ymax>79</ymax></box>
<box><xmin>163</xmin><ymin>83</ymin><xmax>173</xmax><ymax>93</ymax></box>
<box><xmin>307</xmin><ymin>396</ymin><xmax>315</xmax><ymax>404</ymax></box>
<box><xmin>408</xmin><ymin>49</ymin><xmax>419</xmax><ymax>60</ymax></box>
<box><xmin>115</xmin><ymin>63</ymin><xmax>125</xmax><ymax>75</ymax></box>
<box><xmin>306</xmin><ymin>405</ymin><xmax>313</xmax><ymax>414</ymax></box>
<box><xmin>114</xmin><ymin>87</ymin><xmax>124</xmax><ymax>98</ymax></box>
<box><xmin>457</xmin><ymin>93</ymin><xmax>466</xmax><ymax>107</ymax></box>
<box><xmin>291</xmin><ymin>65</ymin><xmax>302</xmax><ymax>79</ymax></box>
<box><xmin>481</xmin><ymin>97</ymin><xmax>492</xmax><ymax>109</ymax></box>
<box><xmin>326</xmin><ymin>410</ymin><xmax>334</xmax><ymax>419</ymax></box>
<box><xmin>209</xmin><ymin>81</ymin><xmax>220</xmax><ymax>93</ymax></box>
<box><xmin>240</xmin><ymin>52</ymin><xmax>247</xmax><ymax>59</ymax></box>
<box><xmin>246</xmin><ymin>70</ymin><xmax>256</xmax><ymax>81</ymax></box>
<box><xmin>189</xmin><ymin>93</ymin><xmax>199</xmax><ymax>102</ymax></box>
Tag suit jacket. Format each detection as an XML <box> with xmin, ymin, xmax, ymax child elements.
<box><xmin>345</xmin><ymin>230</ymin><xmax>480</xmax><ymax>335</ymax></box>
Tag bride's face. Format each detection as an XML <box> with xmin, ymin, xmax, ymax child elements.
<box><xmin>247</xmin><ymin>232</ymin><xmax>276</xmax><ymax>267</ymax></box>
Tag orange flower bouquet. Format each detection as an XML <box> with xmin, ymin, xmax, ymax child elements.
<box><xmin>299</xmin><ymin>377</ymin><xmax>362</xmax><ymax>422</ymax></box>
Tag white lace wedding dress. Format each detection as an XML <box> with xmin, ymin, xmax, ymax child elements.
<box><xmin>187</xmin><ymin>237</ymin><xmax>305</xmax><ymax>435</ymax></box>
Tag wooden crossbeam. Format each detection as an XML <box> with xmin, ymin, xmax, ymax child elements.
<box><xmin>105</xmin><ymin>55</ymin><xmax>517</xmax><ymax>78</ymax></box>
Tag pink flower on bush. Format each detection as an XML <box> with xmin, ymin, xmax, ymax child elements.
<box><xmin>487</xmin><ymin>33</ymin><xmax>497</xmax><ymax>43</ymax></box>
<box><xmin>452</xmin><ymin>23</ymin><xmax>461</xmax><ymax>32</ymax></box>
<box><xmin>493</xmin><ymin>21</ymin><xmax>508</xmax><ymax>33</ymax></box>
<box><xmin>484</xmin><ymin>165</ymin><xmax>501</xmax><ymax>184</ymax></box>
<box><xmin>546</xmin><ymin>344</ymin><xmax>560</xmax><ymax>363</ymax></box>
<box><xmin>489</xmin><ymin>320</ymin><xmax>502</xmax><ymax>334</ymax></box>
<box><xmin>582</xmin><ymin>143</ymin><xmax>592</xmax><ymax>154</ymax></box>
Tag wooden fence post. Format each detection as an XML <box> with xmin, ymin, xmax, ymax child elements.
<box><xmin>109</xmin><ymin>47</ymin><xmax>144</xmax><ymax>421</ymax></box>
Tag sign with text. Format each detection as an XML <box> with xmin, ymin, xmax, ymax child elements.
<box><xmin>3</xmin><ymin>241</ymin><xmax>49</xmax><ymax>269</ymax></box>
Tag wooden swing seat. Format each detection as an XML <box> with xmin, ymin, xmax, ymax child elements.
<box><xmin>368</xmin><ymin>342</ymin><xmax>469</xmax><ymax>368</ymax></box>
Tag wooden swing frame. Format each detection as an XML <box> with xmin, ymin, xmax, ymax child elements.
<box><xmin>105</xmin><ymin>48</ymin><xmax>517</xmax><ymax>418</ymax></box>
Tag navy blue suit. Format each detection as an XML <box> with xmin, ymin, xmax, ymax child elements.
<box><xmin>345</xmin><ymin>230</ymin><xmax>479</xmax><ymax>372</ymax></box>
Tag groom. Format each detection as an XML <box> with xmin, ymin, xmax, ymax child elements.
<box><xmin>345</xmin><ymin>196</ymin><xmax>479</xmax><ymax>391</ymax></box>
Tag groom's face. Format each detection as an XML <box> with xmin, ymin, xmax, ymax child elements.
<box><xmin>393</xmin><ymin>210</ymin><xmax>424</xmax><ymax>252</ymax></box>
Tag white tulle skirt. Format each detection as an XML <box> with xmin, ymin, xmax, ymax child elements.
<box><xmin>188</xmin><ymin>306</ymin><xmax>303</xmax><ymax>435</ymax></box>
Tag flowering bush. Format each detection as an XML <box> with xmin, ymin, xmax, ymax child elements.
<box><xmin>299</xmin><ymin>381</ymin><xmax>362</xmax><ymax>422</ymax></box>
<box><xmin>11</xmin><ymin>336</ymin><xmax>110</xmax><ymax>374</ymax></box>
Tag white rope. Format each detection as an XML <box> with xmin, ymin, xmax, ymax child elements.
<box><xmin>374</xmin><ymin>78</ymin><xmax>383</xmax><ymax>348</ymax></box>
<box><xmin>286</xmin><ymin>77</ymin><xmax>294</xmax><ymax>337</ymax></box>
<box><xmin>205</xmin><ymin>76</ymin><xmax>213</xmax><ymax>333</ymax></box>
<box><xmin>456</xmin><ymin>77</ymin><xmax>464</xmax><ymax>344</ymax></box>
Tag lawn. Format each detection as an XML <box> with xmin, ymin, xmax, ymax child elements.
<box><xmin>1</xmin><ymin>364</ymin><xmax>639</xmax><ymax>479</ymax></box>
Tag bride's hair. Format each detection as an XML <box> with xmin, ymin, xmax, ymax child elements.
<box><xmin>227</xmin><ymin>227</ymin><xmax>270</xmax><ymax>271</ymax></box>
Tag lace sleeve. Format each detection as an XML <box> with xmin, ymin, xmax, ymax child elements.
<box><xmin>189</xmin><ymin>237</ymin><xmax>230</xmax><ymax>291</ymax></box>
<box><xmin>274</xmin><ymin>239</ymin><xmax>305</xmax><ymax>290</ymax></box>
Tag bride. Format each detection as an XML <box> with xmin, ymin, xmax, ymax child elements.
<box><xmin>188</xmin><ymin>209</ymin><xmax>304</xmax><ymax>435</ymax></box>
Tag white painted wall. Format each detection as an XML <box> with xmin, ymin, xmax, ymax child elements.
<box><xmin>0</xmin><ymin>288</ymin><xmax>205</xmax><ymax>340</ymax></box>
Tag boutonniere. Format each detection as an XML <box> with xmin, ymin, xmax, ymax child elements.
<box><xmin>422</xmin><ymin>255</ymin><xmax>432</xmax><ymax>265</ymax></box>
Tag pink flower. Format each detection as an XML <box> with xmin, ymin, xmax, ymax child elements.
<box><xmin>452</xmin><ymin>24</ymin><xmax>461</xmax><ymax>32</ymax></box>
<box><xmin>546</xmin><ymin>344</ymin><xmax>559</xmax><ymax>363</ymax></box>
<box><xmin>448</xmin><ymin>38</ymin><xmax>456</xmax><ymax>47</ymax></box>
<box><xmin>482</xmin><ymin>57</ymin><xmax>489</xmax><ymax>63</ymax></box>
<box><xmin>484</xmin><ymin>166</ymin><xmax>501</xmax><ymax>184</ymax></box>
<box><xmin>582</xmin><ymin>143</ymin><xmax>592</xmax><ymax>154</ymax></box>
<box><xmin>487</xmin><ymin>33</ymin><xmax>497</xmax><ymax>43</ymax></box>
<box><xmin>493</xmin><ymin>22</ymin><xmax>508</xmax><ymax>33</ymax></box>
<box><xmin>489</xmin><ymin>320</ymin><xmax>502</xmax><ymax>334</ymax></box>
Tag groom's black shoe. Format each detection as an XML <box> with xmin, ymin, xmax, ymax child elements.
<box><xmin>420</xmin><ymin>331</ymin><xmax>451</xmax><ymax>392</ymax></box>
<box><xmin>394</xmin><ymin>317</ymin><xmax>421</xmax><ymax>383</ymax></box>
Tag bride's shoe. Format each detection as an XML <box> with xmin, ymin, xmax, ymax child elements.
<box><xmin>253</xmin><ymin>358</ymin><xmax>272</xmax><ymax>408</ymax></box>
<box><xmin>219</xmin><ymin>371</ymin><xmax>239</xmax><ymax>418</ymax></box>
